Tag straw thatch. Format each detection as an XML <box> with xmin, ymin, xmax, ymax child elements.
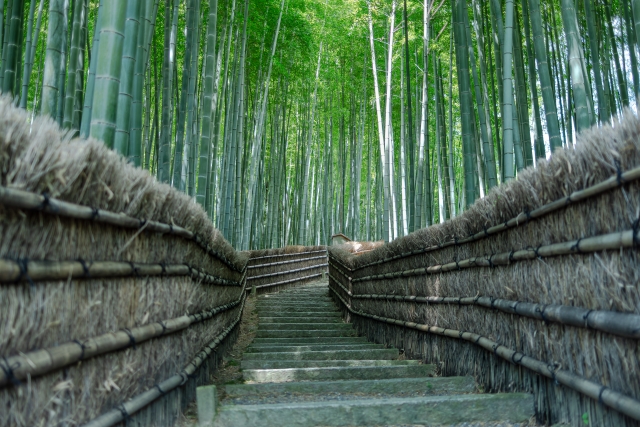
<box><xmin>329</xmin><ymin>111</ymin><xmax>640</xmax><ymax>427</ymax></box>
<box><xmin>0</xmin><ymin>98</ymin><xmax>247</xmax><ymax>427</ymax></box>
<box><xmin>245</xmin><ymin>246</ymin><xmax>328</xmax><ymax>294</ymax></box>
<box><xmin>334</xmin><ymin>240</ymin><xmax>385</xmax><ymax>256</ymax></box>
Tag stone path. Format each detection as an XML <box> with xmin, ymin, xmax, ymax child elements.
<box><xmin>200</xmin><ymin>281</ymin><xmax>535</xmax><ymax>426</ymax></box>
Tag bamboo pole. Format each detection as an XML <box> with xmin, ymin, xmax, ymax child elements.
<box><xmin>0</xmin><ymin>260</ymin><xmax>244</xmax><ymax>286</ymax></box>
<box><xmin>80</xmin><ymin>297</ymin><xmax>246</xmax><ymax>427</ymax></box>
<box><xmin>0</xmin><ymin>295</ymin><xmax>243</xmax><ymax>387</ymax></box>
<box><xmin>0</xmin><ymin>186</ymin><xmax>244</xmax><ymax>272</ymax></box>
<box><xmin>248</xmin><ymin>255</ymin><xmax>327</xmax><ymax>270</ymax></box>
<box><xmin>328</xmin><ymin>286</ymin><xmax>640</xmax><ymax>422</ymax></box>
<box><xmin>352</xmin><ymin>228</ymin><xmax>639</xmax><ymax>282</ymax></box>
<box><xmin>349</xmin><ymin>165</ymin><xmax>640</xmax><ymax>271</ymax></box>
<box><xmin>328</xmin><ymin>269</ymin><xmax>640</xmax><ymax>340</ymax></box>
<box><xmin>246</xmin><ymin>263</ymin><xmax>329</xmax><ymax>281</ymax></box>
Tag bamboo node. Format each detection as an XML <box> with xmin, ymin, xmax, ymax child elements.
<box><xmin>632</xmin><ymin>218</ymin><xmax>640</xmax><ymax>247</ymax></box>
<box><xmin>117</xmin><ymin>404</ymin><xmax>130</xmax><ymax>423</ymax></box>
<box><xmin>91</xmin><ymin>207</ymin><xmax>100</xmax><ymax>220</ymax></box>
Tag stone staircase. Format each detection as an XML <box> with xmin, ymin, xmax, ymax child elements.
<box><xmin>198</xmin><ymin>281</ymin><xmax>535</xmax><ymax>426</ymax></box>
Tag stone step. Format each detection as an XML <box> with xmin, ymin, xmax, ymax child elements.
<box><xmin>246</xmin><ymin>344</ymin><xmax>381</xmax><ymax>353</ymax></box>
<box><xmin>256</xmin><ymin>303</ymin><xmax>337</xmax><ymax>309</ymax></box>
<box><xmin>255</xmin><ymin>329</ymin><xmax>356</xmax><ymax>338</ymax></box>
<box><xmin>224</xmin><ymin>376</ymin><xmax>476</xmax><ymax>400</ymax></box>
<box><xmin>257</xmin><ymin>323</ymin><xmax>350</xmax><ymax>331</ymax></box>
<box><xmin>251</xmin><ymin>337</ymin><xmax>369</xmax><ymax>345</ymax></box>
<box><xmin>242</xmin><ymin>364</ymin><xmax>435</xmax><ymax>383</ymax></box>
<box><xmin>211</xmin><ymin>393</ymin><xmax>534</xmax><ymax>427</ymax></box>
<box><xmin>242</xmin><ymin>348</ymin><xmax>398</xmax><ymax>361</ymax></box>
<box><xmin>242</xmin><ymin>365</ymin><xmax>435</xmax><ymax>383</ymax></box>
<box><xmin>241</xmin><ymin>359</ymin><xmax>420</xmax><ymax>370</ymax></box>
<box><xmin>257</xmin><ymin>307</ymin><xmax>339</xmax><ymax>313</ymax></box>
<box><xmin>258</xmin><ymin>315</ymin><xmax>342</xmax><ymax>322</ymax></box>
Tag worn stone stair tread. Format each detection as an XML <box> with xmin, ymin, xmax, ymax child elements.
<box><xmin>256</xmin><ymin>329</ymin><xmax>356</xmax><ymax>338</ymax></box>
<box><xmin>257</xmin><ymin>323</ymin><xmax>351</xmax><ymax>330</ymax></box>
<box><xmin>259</xmin><ymin>317</ymin><xmax>342</xmax><ymax>322</ymax></box>
<box><xmin>251</xmin><ymin>337</ymin><xmax>370</xmax><ymax>345</ymax></box>
<box><xmin>242</xmin><ymin>364</ymin><xmax>435</xmax><ymax>383</ymax></box>
<box><xmin>257</xmin><ymin>308</ymin><xmax>340</xmax><ymax>313</ymax></box>
<box><xmin>258</xmin><ymin>312</ymin><xmax>342</xmax><ymax>318</ymax></box>
<box><xmin>241</xmin><ymin>359</ymin><xmax>421</xmax><ymax>369</ymax></box>
<box><xmin>242</xmin><ymin>348</ymin><xmax>398</xmax><ymax>361</ymax></box>
<box><xmin>212</xmin><ymin>393</ymin><xmax>534</xmax><ymax>427</ymax></box>
<box><xmin>224</xmin><ymin>376</ymin><xmax>476</xmax><ymax>399</ymax></box>
<box><xmin>246</xmin><ymin>344</ymin><xmax>382</xmax><ymax>352</ymax></box>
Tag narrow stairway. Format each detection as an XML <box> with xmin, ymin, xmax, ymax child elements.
<box><xmin>208</xmin><ymin>280</ymin><xmax>534</xmax><ymax>426</ymax></box>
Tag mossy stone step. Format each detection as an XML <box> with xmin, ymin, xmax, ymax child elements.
<box><xmin>242</xmin><ymin>348</ymin><xmax>398</xmax><ymax>361</ymax></box>
<box><xmin>251</xmin><ymin>337</ymin><xmax>369</xmax><ymax>345</ymax></box>
<box><xmin>255</xmin><ymin>329</ymin><xmax>356</xmax><ymax>338</ymax></box>
<box><xmin>257</xmin><ymin>323</ymin><xmax>350</xmax><ymax>331</ymax></box>
<box><xmin>258</xmin><ymin>315</ymin><xmax>342</xmax><ymax>322</ymax></box>
<box><xmin>223</xmin><ymin>376</ymin><xmax>476</xmax><ymax>400</ymax></box>
<box><xmin>246</xmin><ymin>344</ymin><xmax>381</xmax><ymax>353</ymax></box>
<box><xmin>242</xmin><ymin>364</ymin><xmax>435</xmax><ymax>383</ymax></box>
<box><xmin>212</xmin><ymin>393</ymin><xmax>534</xmax><ymax>427</ymax></box>
<box><xmin>241</xmin><ymin>359</ymin><xmax>420</xmax><ymax>370</ymax></box>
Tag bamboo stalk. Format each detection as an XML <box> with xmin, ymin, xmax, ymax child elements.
<box><xmin>328</xmin><ymin>286</ymin><xmax>640</xmax><ymax>422</ymax></box>
<box><xmin>329</xmin><ymin>268</ymin><xmax>640</xmax><ymax>339</ymax></box>
<box><xmin>0</xmin><ymin>295</ymin><xmax>243</xmax><ymax>388</ymax></box>
<box><xmin>80</xmin><ymin>296</ymin><xmax>246</xmax><ymax>427</ymax></box>
<box><xmin>0</xmin><ymin>186</ymin><xmax>244</xmax><ymax>272</ymax></box>
<box><xmin>248</xmin><ymin>255</ymin><xmax>327</xmax><ymax>270</ymax></box>
<box><xmin>0</xmin><ymin>259</ymin><xmax>243</xmax><ymax>286</ymax></box>
<box><xmin>246</xmin><ymin>263</ymin><xmax>329</xmax><ymax>281</ymax></box>
<box><xmin>248</xmin><ymin>249</ymin><xmax>327</xmax><ymax>263</ymax></box>
<box><xmin>352</xmin><ymin>166</ymin><xmax>640</xmax><ymax>271</ymax></box>
<box><xmin>351</xmin><ymin>229</ymin><xmax>639</xmax><ymax>282</ymax></box>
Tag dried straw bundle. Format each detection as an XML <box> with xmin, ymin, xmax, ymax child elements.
<box><xmin>329</xmin><ymin>112</ymin><xmax>640</xmax><ymax>427</ymax></box>
<box><xmin>245</xmin><ymin>246</ymin><xmax>327</xmax><ymax>293</ymax></box>
<box><xmin>0</xmin><ymin>98</ymin><xmax>247</xmax><ymax>427</ymax></box>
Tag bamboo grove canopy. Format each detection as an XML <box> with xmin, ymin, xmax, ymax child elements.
<box><xmin>1</xmin><ymin>0</ymin><xmax>639</xmax><ymax>249</ymax></box>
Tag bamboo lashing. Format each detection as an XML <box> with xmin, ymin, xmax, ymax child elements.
<box><xmin>0</xmin><ymin>259</ymin><xmax>243</xmax><ymax>286</ymax></box>
<box><xmin>328</xmin><ymin>285</ymin><xmax>640</xmax><ymax>422</ymax></box>
<box><xmin>0</xmin><ymin>186</ymin><xmax>243</xmax><ymax>272</ymax></box>
<box><xmin>351</xmin><ymin>165</ymin><xmax>640</xmax><ymax>271</ymax></box>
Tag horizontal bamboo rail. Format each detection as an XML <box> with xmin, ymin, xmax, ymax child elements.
<box><xmin>80</xmin><ymin>296</ymin><xmax>246</xmax><ymax>427</ymax></box>
<box><xmin>328</xmin><ymin>270</ymin><xmax>640</xmax><ymax>340</ymax></box>
<box><xmin>352</xmin><ymin>165</ymin><xmax>640</xmax><ymax>271</ymax></box>
<box><xmin>246</xmin><ymin>263</ymin><xmax>328</xmax><ymax>281</ymax></box>
<box><xmin>353</xmin><ymin>228</ymin><xmax>640</xmax><ymax>282</ymax></box>
<box><xmin>0</xmin><ymin>259</ymin><xmax>243</xmax><ymax>286</ymax></box>
<box><xmin>248</xmin><ymin>250</ymin><xmax>327</xmax><ymax>263</ymax></box>
<box><xmin>248</xmin><ymin>255</ymin><xmax>327</xmax><ymax>270</ymax></box>
<box><xmin>0</xmin><ymin>293</ymin><xmax>244</xmax><ymax>387</ymax></box>
<box><xmin>0</xmin><ymin>186</ymin><xmax>243</xmax><ymax>271</ymax></box>
<box><xmin>328</xmin><ymin>284</ymin><xmax>640</xmax><ymax>422</ymax></box>
<box><xmin>253</xmin><ymin>272</ymin><xmax>324</xmax><ymax>290</ymax></box>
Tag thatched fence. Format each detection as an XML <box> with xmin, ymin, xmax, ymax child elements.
<box><xmin>329</xmin><ymin>113</ymin><xmax>640</xmax><ymax>427</ymax></box>
<box><xmin>0</xmin><ymin>100</ymin><xmax>248</xmax><ymax>427</ymax></box>
<box><xmin>245</xmin><ymin>246</ymin><xmax>328</xmax><ymax>294</ymax></box>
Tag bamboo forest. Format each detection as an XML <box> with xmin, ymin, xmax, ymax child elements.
<box><xmin>3</xmin><ymin>0</ymin><xmax>639</xmax><ymax>249</ymax></box>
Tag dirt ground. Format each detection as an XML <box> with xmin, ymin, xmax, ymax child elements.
<box><xmin>174</xmin><ymin>290</ymin><xmax>260</xmax><ymax>427</ymax></box>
